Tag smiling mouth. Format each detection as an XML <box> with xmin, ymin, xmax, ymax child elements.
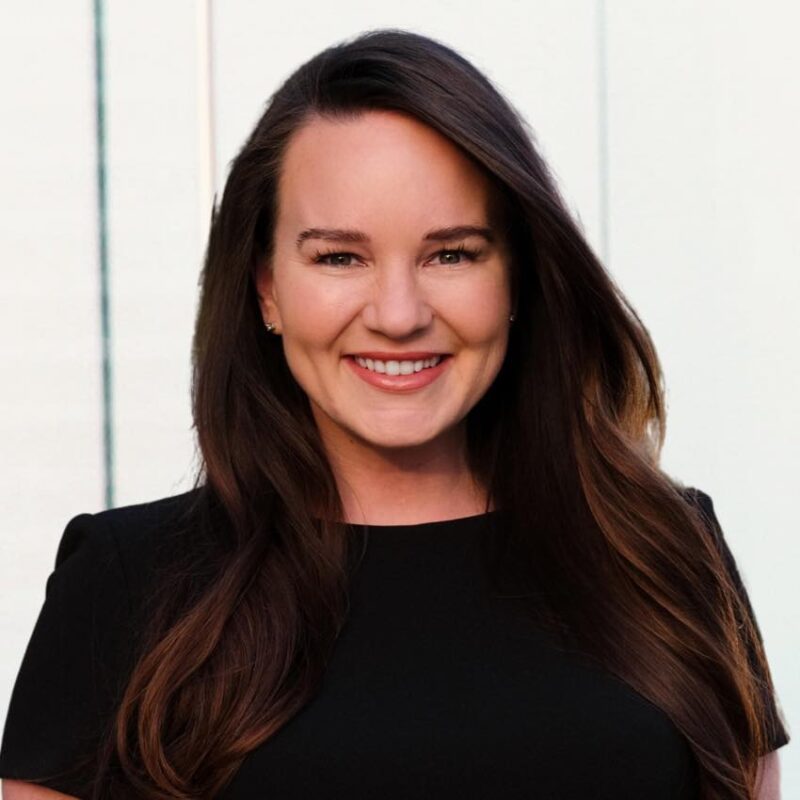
<box><xmin>344</xmin><ymin>353</ymin><xmax>452</xmax><ymax>391</ymax></box>
<box><xmin>349</xmin><ymin>354</ymin><xmax>448</xmax><ymax>375</ymax></box>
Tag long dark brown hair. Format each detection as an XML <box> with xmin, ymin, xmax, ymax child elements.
<box><xmin>89</xmin><ymin>28</ymin><xmax>783</xmax><ymax>799</ymax></box>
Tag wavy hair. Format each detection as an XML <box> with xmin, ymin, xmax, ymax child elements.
<box><xmin>90</xmin><ymin>28</ymin><xmax>782</xmax><ymax>799</ymax></box>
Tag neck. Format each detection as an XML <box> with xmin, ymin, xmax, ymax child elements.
<box><xmin>317</xmin><ymin>419</ymin><xmax>490</xmax><ymax>526</ymax></box>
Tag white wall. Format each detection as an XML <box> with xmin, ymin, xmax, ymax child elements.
<box><xmin>1</xmin><ymin>0</ymin><xmax>796</xmax><ymax>790</ymax></box>
<box><xmin>1</xmin><ymin>0</ymin><xmax>105</xmax><ymax>732</ymax></box>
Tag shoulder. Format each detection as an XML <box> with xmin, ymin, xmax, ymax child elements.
<box><xmin>50</xmin><ymin>488</ymin><xmax>205</xmax><ymax>615</ymax></box>
<box><xmin>59</xmin><ymin>487</ymin><xmax>203</xmax><ymax>560</ymax></box>
<box><xmin>676</xmin><ymin>483</ymin><xmax>713</xmax><ymax>513</ymax></box>
<box><xmin>73</xmin><ymin>486</ymin><xmax>203</xmax><ymax>560</ymax></box>
<box><xmin>675</xmin><ymin>484</ymin><xmax>721</xmax><ymax>541</ymax></box>
<box><xmin>679</xmin><ymin>484</ymin><xmax>715</xmax><ymax>514</ymax></box>
<box><xmin>68</xmin><ymin>486</ymin><xmax>202</xmax><ymax>546</ymax></box>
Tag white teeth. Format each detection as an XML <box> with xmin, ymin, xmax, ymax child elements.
<box><xmin>354</xmin><ymin>355</ymin><xmax>444</xmax><ymax>374</ymax></box>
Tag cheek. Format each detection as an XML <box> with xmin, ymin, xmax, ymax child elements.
<box><xmin>276</xmin><ymin>272</ymin><xmax>357</xmax><ymax>348</ymax></box>
<box><xmin>444</xmin><ymin>273</ymin><xmax>510</xmax><ymax>346</ymax></box>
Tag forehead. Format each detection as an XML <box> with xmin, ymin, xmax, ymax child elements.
<box><xmin>276</xmin><ymin>110</ymin><xmax>496</xmax><ymax>229</ymax></box>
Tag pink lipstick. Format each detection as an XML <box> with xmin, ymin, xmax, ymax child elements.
<box><xmin>344</xmin><ymin>354</ymin><xmax>451</xmax><ymax>392</ymax></box>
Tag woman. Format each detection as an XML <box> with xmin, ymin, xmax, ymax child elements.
<box><xmin>0</xmin><ymin>28</ymin><xmax>789</xmax><ymax>800</ymax></box>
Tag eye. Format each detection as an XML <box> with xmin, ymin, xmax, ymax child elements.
<box><xmin>311</xmin><ymin>245</ymin><xmax>482</xmax><ymax>268</ymax></box>
<box><xmin>312</xmin><ymin>250</ymin><xmax>360</xmax><ymax>268</ymax></box>
<box><xmin>433</xmin><ymin>244</ymin><xmax>482</xmax><ymax>266</ymax></box>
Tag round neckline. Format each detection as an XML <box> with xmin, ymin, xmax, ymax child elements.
<box><xmin>343</xmin><ymin>508</ymin><xmax>503</xmax><ymax>532</ymax></box>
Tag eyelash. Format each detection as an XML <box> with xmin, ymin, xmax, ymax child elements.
<box><xmin>311</xmin><ymin>243</ymin><xmax>482</xmax><ymax>268</ymax></box>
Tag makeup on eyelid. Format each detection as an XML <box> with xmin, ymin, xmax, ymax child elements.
<box><xmin>312</xmin><ymin>244</ymin><xmax>483</xmax><ymax>268</ymax></box>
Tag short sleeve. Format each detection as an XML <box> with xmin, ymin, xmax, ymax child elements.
<box><xmin>685</xmin><ymin>487</ymin><xmax>791</xmax><ymax>754</ymax></box>
<box><xmin>0</xmin><ymin>511</ymin><xmax>133</xmax><ymax>796</ymax></box>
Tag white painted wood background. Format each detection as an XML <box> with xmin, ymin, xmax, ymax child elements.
<box><xmin>1</xmin><ymin>0</ymin><xmax>797</xmax><ymax>790</ymax></box>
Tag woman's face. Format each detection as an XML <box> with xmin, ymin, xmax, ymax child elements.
<box><xmin>256</xmin><ymin>110</ymin><xmax>512</xmax><ymax>452</ymax></box>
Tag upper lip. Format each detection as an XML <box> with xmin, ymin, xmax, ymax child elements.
<box><xmin>347</xmin><ymin>351</ymin><xmax>449</xmax><ymax>360</ymax></box>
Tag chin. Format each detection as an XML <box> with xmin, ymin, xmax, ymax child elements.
<box><xmin>355</xmin><ymin>421</ymin><xmax>445</xmax><ymax>451</ymax></box>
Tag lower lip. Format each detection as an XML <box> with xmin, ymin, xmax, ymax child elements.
<box><xmin>345</xmin><ymin>356</ymin><xmax>451</xmax><ymax>392</ymax></box>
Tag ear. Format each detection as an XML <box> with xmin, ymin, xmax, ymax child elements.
<box><xmin>254</xmin><ymin>259</ymin><xmax>283</xmax><ymax>332</ymax></box>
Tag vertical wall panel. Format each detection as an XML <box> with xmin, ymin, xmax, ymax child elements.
<box><xmin>0</xmin><ymin>4</ymin><xmax>103</xmax><ymax>724</ymax></box>
<box><xmin>105</xmin><ymin>0</ymin><xmax>204</xmax><ymax>505</ymax></box>
<box><xmin>607</xmin><ymin>1</ymin><xmax>798</xmax><ymax>788</ymax></box>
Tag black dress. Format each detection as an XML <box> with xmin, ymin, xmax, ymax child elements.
<box><xmin>0</xmin><ymin>487</ymin><xmax>789</xmax><ymax>799</ymax></box>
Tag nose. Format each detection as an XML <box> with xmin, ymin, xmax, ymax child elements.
<box><xmin>361</xmin><ymin>261</ymin><xmax>433</xmax><ymax>337</ymax></box>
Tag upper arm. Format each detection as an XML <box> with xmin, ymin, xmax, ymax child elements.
<box><xmin>755</xmin><ymin>751</ymin><xmax>781</xmax><ymax>800</ymax></box>
<box><xmin>2</xmin><ymin>778</ymin><xmax>80</xmax><ymax>800</ymax></box>
<box><xmin>0</xmin><ymin>513</ymin><xmax>132</xmax><ymax>796</ymax></box>
<box><xmin>685</xmin><ymin>488</ymin><xmax>791</xmax><ymax>754</ymax></box>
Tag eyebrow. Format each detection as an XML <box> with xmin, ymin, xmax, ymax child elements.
<box><xmin>295</xmin><ymin>224</ymin><xmax>496</xmax><ymax>249</ymax></box>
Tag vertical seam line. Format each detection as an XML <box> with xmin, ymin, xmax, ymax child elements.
<box><xmin>596</xmin><ymin>0</ymin><xmax>611</xmax><ymax>268</ymax></box>
<box><xmin>93</xmin><ymin>0</ymin><xmax>114</xmax><ymax>508</ymax></box>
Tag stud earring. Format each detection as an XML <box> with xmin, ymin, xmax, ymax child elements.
<box><xmin>509</xmin><ymin>313</ymin><xmax>516</xmax><ymax>323</ymax></box>
<box><xmin>264</xmin><ymin>321</ymin><xmax>276</xmax><ymax>333</ymax></box>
